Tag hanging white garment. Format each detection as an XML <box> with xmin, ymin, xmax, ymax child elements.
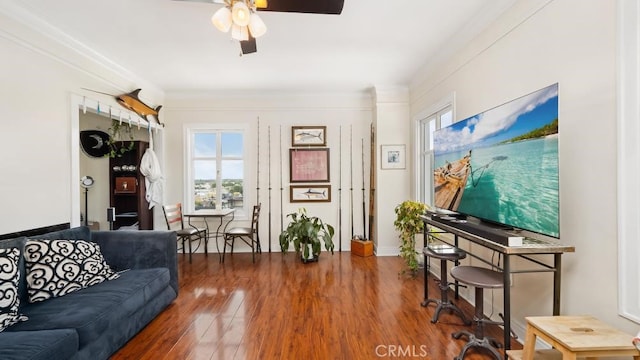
<box><xmin>140</xmin><ymin>147</ymin><xmax>163</xmax><ymax>209</ymax></box>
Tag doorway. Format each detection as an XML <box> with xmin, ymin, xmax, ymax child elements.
<box><xmin>70</xmin><ymin>94</ymin><xmax>163</xmax><ymax>230</ymax></box>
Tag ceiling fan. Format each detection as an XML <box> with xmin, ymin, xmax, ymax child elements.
<box><xmin>173</xmin><ymin>0</ymin><xmax>345</xmax><ymax>55</ymax></box>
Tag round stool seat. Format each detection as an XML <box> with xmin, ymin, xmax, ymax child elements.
<box><xmin>450</xmin><ymin>266</ymin><xmax>503</xmax><ymax>289</ymax></box>
<box><xmin>424</xmin><ymin>244</ymin><xmax>467</xmax><ymax>262</ymax></box>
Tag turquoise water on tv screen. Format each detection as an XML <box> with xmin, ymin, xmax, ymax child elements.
<box><xmin>440</xmin><ymin>136</ymin><xmax>560</xmax><ymax>238</ymax></box>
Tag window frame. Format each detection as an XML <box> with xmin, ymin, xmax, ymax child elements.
<box><xmin>184</xmin><ymin>123</ymin><xmax>250</xmax><ymax>219</ymax></box>
<box><xmin>414</xmin><ymin>93</ymin><xmax>455</xmax><ymax>207</ymax></box>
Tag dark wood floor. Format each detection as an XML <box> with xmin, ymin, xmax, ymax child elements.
<box><xmin>112</xmin><ymin>252</ymin><xmax>521</xmax><ymax>359</ymax></box>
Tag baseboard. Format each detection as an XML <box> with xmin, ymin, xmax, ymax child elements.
<box><xmin>374</xmin><ymin>245</ymin><xmax>398</xmax><ymax>256</ymax></box>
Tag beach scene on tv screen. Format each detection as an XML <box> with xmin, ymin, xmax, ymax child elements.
<box><xmin>433</xmin><ymin>83</ymin><xmax>559</xmax><ymax>238</ymax></box>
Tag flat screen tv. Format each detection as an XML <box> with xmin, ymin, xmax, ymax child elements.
<box><xmin>433</xmin><ymin>83</ymin><xmax>559</xmax><ymax>238</ymax></box>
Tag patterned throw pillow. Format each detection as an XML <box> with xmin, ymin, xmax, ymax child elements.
<box><xmin>24</xmin><ymin>239</ymin><xmax>120</xmax><ymax>303</ymax></box>
<box><xmin>0</xmin><ymin>248</ymin><xmax>28</xmax><ymax>332</ymax></box>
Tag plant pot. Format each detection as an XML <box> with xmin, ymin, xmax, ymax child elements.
<box><xmin>300</xmin><ymin>243</ymin><xmax>318</xmax><ymax>263</ymax></box>
<box><xmin>301</xmin><ymin>256</ymin><xmax>319</xmax><ymax>264</ymax></box>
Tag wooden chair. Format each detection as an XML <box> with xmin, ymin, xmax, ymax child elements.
<box><xmin>162</xmin><ymin>203</ymin><xmax>207</xmax><ymax>263</ymax></box>
<box><xmin>222</xmin><ymin>204</ymin><xmax>261</xmax><ymax>263</ymax></box>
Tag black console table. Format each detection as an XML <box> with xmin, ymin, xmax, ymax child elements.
<box><xmin>421</xmin><ymin>214</ymin><xmax>575</xmax><ymax>351</ymax></box>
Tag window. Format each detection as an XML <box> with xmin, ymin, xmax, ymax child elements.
<box><xmin>417</xmin><ymin>106</ymin><xmax>453</xmax><ymax>206</ymax></box>
<box><xmin>185</xmin><ymin>125</ymin><xmax>248</xmax><ymax>217</ymax></box>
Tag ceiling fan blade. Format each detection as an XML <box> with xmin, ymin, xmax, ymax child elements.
<box><xmin>260</xmin><ymin>0</ymin><xmax>344</xmax><ymax>15</ymax></box>
<box><xmin>173</xmin><ymin>0</ymin><xmax>344</xmax><ymax>14</ymax></box>
<box><xmin>240</xmin><ymin>36</ymin><xmax>257</xmax><ymax>55</ymax></box>
<box><xmin>172</xmin><ymin>0</ymin><xmax>224</xmax><ymax>4</ymax></box>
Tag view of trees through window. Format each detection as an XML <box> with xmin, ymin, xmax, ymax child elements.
<box><xmin>192</xmin><ymin>131</ymin><xmax>244</xmax><ymax>211</ymax></box>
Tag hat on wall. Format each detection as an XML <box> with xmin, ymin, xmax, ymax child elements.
<box><xmin>80</xmin><ymin>130</ymin><xmax>110</xmax><ymax>158</ymax></box>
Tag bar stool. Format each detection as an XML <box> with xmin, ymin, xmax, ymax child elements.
<box><xmin>450</xmin><ymin>265</ymin><xmax>504</xmax><ymax>360</ymax></box>
<box><xmin>421</xmin><ymin>244</ymin><xmax>470</xmax><ymax>325</ymax></box>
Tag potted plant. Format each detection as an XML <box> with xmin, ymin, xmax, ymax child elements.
<box><xmin>279</xmin><ymin>208</ymin><xmax>335</xmax><ymax>263</ymax></box>
<box><xmin>394</xmin><ymin>200</ymin><xmax>430</xmax><ymax>275</ymax></box>
<box><xmin>106</xmin><ymin>120</ymin><xmax>135</xmax><ymax>158</ymax></box>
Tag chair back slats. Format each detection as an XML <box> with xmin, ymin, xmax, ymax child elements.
<box><xmin>222</xmin><ymin>203</ymin><xmax>262</xmax><ymax>263</ymax></box>
<box><xmin>163</xmin><ymin>203</ymin><xmax>185</xmax><ymax>231</ymax></box>
<box><xmin>251</xmin><ymin>204</ymin><xmax>261</xmax><ymax>233</ymax></box>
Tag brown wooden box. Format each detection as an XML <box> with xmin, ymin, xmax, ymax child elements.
<box><xmin>351</xmin><ymin>239</ymin><xmax>373</xmax><ymax>257</ymax></box>
<box><xmin>114</xmin><ymin>177</ymin><xmax>137</xmax><ymax>194</ymax></box>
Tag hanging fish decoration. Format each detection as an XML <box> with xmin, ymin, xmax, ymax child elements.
<box><xmin>81</xmin><ymin>88</ymin><xmax>164</xmax><ymax>127</ymax></box>
<box><xmin>115</xmin><ymin>89</ymin><xmax>163</xmax><ymax>127</ymax></box>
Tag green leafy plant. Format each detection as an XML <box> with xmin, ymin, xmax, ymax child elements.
<box><xmin>279</xmin><ymin>208</ymin><xmax>335</xmax><ymax>263</ymax></box>
<box><xmin>394</xmin><ymin>200</ymin><xmax>430</xmax><ymax>275</ymax></box>
<box><xmin>106</xmin><ymin>120</ymin><xmax>135</xmax><ymax>158</ymax></box>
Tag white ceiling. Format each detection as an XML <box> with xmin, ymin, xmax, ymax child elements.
<box><xmin>12</xmin><ymin>0</ymin><xmax>516</xmax><ymax>94</ymax></box>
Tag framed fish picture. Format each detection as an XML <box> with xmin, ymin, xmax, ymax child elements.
<box><xmin>290</xmin><ymin>185</ymin><xmax>331</xmax><ymax>203</ymax></box>
<box><xmin>290</xmin><ymin>148</ymin><xmax>330</xmax><ymax>182</ymax></box>
<box><xmin>291</xmin><ymin>126</ymin><xmax>326</xmax><ymax>147</ymax></box>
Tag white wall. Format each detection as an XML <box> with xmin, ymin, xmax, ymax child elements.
<box><xmin>164</xmin><ymin>93</ymin><xmax>373</xmax><ymax>253</ymax></box>
<box><xmin>372</xmin><ymin>87</ymin><xmax>412</xmax><ymax>256</ymax></box>
<box><xmin>410</xmin><ymin>0</ymin><xmax>631</xmax><ymax>339</ymax></box>
<box><xmin>0</xmin><ymin>4</ymin><xmax>164</xmax><ymax>234</ymax></box>
<box><xmin>78</xmin><ymin>113</ymin><xmax>111</xmax><ymax>230</ymax></box>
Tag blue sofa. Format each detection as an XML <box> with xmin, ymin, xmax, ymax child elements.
<box><xmin>0</xmin><ymin>226</ymin><xmax>178</xmax><ymax>360</ymax></box>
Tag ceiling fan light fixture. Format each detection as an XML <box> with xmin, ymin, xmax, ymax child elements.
<box><xmin>231</xmin><ymin>23</ymin><xmax>249</xmax><ymax>41</ymax></box>
<box><xmin>248</xmin><ymin>13</ymin><xmax>267</xmax><ymax>38</ymax></box>
<box><xmin>231</xmin><ymin>1</ymin><xmax>251</xmax><ymax>27</ymax></box>
<box><xmin>211</xmin><ymin>6</ymin><xmax>232</xmax><ymax>32</ymax></box>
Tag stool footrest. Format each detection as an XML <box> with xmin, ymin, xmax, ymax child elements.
<box><xmin>447</xmin><ymin>282</ymin><xmax>467</xmax><ymax>289</ymax></box>
<box><xmin>421</xmin><ymin>298</ymin><xmax>471</xmax><ymax>325</ymax></box>
<box><xmin>475</xmin><ymin>317</ymin><xmax>504</xmax><ymax>327</ymax></box>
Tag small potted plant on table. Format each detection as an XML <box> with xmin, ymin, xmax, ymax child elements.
<box><xmin>279</xmin><ymin>208</ymin><xmax>335</xmax><ymax>263</ymax></box>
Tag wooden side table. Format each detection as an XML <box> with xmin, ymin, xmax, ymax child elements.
<box><xmin>517</xmin><ymin>316</ymin><xmax>640</xmax><ymax>360</ymax></box>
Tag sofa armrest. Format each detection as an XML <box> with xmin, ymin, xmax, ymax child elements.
<box><xmin>92</xmin><ymin>230</ymin><xmax>178</xmax><ymax>295</ymax></box>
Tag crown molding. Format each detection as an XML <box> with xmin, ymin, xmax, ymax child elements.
<box><xmin>165</xmin><ymin>90</ymin><xmax>373</xmax><ymax>111</ymax></box>
<box><xmin>372</xmin><ymin>86</ymin><xmax>410</xmax><ymax>104</ymax></box>
<box><xmin>409</xmin><ymin>0</ymin><xmax>541</xmax><ymax>104</ymax></box>
<box><xmin>0</xmin><ymin>2</ymin><xmax>164</xmax><ymax>102</ymax></box>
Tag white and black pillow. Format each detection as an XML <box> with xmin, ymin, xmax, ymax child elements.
<box><xmin>24</xmin><ymin>239</ymin><xmax>120</xmax><ymax>303</ymax></box>
<box><xmin>0</xmin><ymin>248</ymin><xmax>27</xmax><ymax>332</ymax></box>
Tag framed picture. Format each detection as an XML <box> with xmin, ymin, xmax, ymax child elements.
<box><xmin>290</xmin><ymin>185</ymin><xmax>331</xmax><ymax>203</ymax></box>
<box><xmin>291</xmin><ymin>126</ymin><xmax>327</xmax><ymax>147</ymax></box>
<box><xmin>290</xmin><ymin>148</ymin><xmax>330</xmax><ymax>182</ymax></box>
<box><xmin>381</xmin><ymin>144</ymin><xmax>406</xmax><ymax>170</ymax></box>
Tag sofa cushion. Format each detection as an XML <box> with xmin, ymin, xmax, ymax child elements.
<box><xmin>0</xmin><ymin>248</ymin><xmax>27</xmax><ymax>332</ymax></box>
<box><xmin>0</xmin><ymin>237</ymin><xmax>28</xmax><ymax>306</ymax></box>
<box><xmin>24</xmin><ymin>239</ymin><xmax>119</xmax><ymax>303</ymax></box>
<box><xmin>0</xmin><ymin>329</ymin><xmax>79</xmax><ymax>360</ymax></box>
<box><xmin>6</xmin><ymin>268</ymin><xmax>170</xmax><ymax>348</ymax></box>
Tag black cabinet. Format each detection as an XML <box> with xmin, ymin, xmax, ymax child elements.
<box><xmin>109</xmin><ymin>141</ymin><xmax>153</xmax><ymax>230</ymax></box>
